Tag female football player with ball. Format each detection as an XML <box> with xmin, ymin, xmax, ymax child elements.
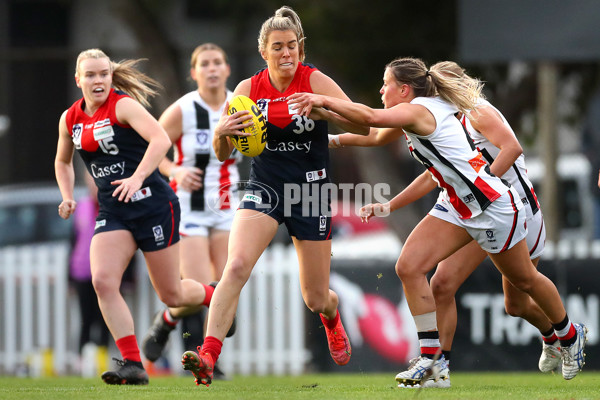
<box><xmin>288</xmin><ymin>57</ymin><xmax>586</xmax><ymax>386</ymax></box>
<box><xmin>55</xmin><ymin>49</ymin><xmax>218</xmax><ymax>385</ymax></box>
<box><xmin>180</xmin><ymin>6</ymin><xmax>368</xmax><ymax>386</ymax></box>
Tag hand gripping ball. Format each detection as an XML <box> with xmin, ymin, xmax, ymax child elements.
<box><xmin>228</xmin><ymin>95</ymin><xmax>267</xmax><ymax>157</ymax></box>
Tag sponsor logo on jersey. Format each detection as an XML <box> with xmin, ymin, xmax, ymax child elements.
<box><xmin>94</xmin><ymin>118</ymin><xmax>111</xmax><ymax>128</ymax></box>
<box><xmin>90</xmin><ymin>161</ymin><xmax>126</xmax><ymax>178</ymax></box>
<box><xmin>468</xmin><ymin>153</ymin><xmax>487</xmax><ymax>173</ymax></box>
<box><xmin>94</xmin><ymin>219</ymin><xmax>106</xmax><ymax>230</ymax></box>
<box><xmin>463</xmin><ymin>193</ymin><xmax>476</xmax><ymax>204</ymax></box>
<box><xmin>72</xmin><ymin>123</ymin><xmax>83</xmax><ymax>149</ymax></box>
<box><xmin>434</xmin><ymin>203</ymin><xmax>448</xmax><ymax>212</ymax></box>
<box><xmin>195</xmin><ymin>129</ymin><xmax>211</xmax><ymax>153</ymax></box>
<box><xmin>266</xmin><ymin>140</ymin><xmax>312</xmax><ymax>153</ymax></box>
<box><xmin>131</xmin><ymin>187</ymin><xmax>152</xmax><ymax>202</ymax></box>
<box><xmin>319</xmin><ymin>215</ymin><xmax>327</xmax><ymax>232</ymax></box>
<box><xmin>306</xmin><ymin>168</ymin><xmax>327</xmax><ymax>182</ymax></box>
<box><xmin>152</xmin><ymin>225</ymin><xmax>165</xmax><ymax>242</ymax></box>
<box><xmin>93</xmin><ymin>125</ymin><xmax>114</xmax><ymax>141</ymax></box>
<box><xmin>486</xmin><ymin>230</ymin><xmax>496</xmax><ymax>243</ymax></box>
<box><xmin>242</xmin><ymin>193</ymin><xmax>262</xmax><ymax>204</ymax></box>
<box><xmin>288</xmin><ymin>103</ymin><xmax>299</xmax><ymax>115</ymax></box>
<box><xmin>256</xmin><ymin>98</ymin><xmax>270</xmax><ymax>121</ymax></box>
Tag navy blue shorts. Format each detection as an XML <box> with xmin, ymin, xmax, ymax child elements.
<box><xmin>238</xmin><ymin>181</ymin><xmax>332</xmax><ymax>241</ymax></box>
<box><xmin>94</xmin><ymin>199</ymin><xmax>181</xmax><ymax>252</ymax></box>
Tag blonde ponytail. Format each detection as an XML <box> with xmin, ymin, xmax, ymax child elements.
<box><xmin>429</xmin><ymin>61</ymin><xmax>483</xmax><ymax>115</ymax></box>
<box><xmin>386</xmin><ymin>57</ymin><xmax>483</xmax><ymax>116</ymax></box>
<box><xmin>111</xmin><ymin>59</ymin><xmax>161</xmax><ymax>108</ymax></box>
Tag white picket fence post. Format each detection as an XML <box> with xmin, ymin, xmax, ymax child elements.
<box><xmin>1</xmin><ymin>242</ymin><xmax>310</xmax><ymax>376</ymax></box>
<box><xmin>0</xmin><ymin>243</ymin><xmax>70</xmax><ymax>376</ymax></box>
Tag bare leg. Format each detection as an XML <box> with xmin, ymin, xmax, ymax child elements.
<box><xmin>90</xmin><ymin>230</ymin><xmax>137</xmax><ymax>340</ymax></box>
<box><xmin>396</xmin><ymin>215</ymin><xmax>473</xmax><ymax>316</ymax></box>
<box><xmin>489</xmin><ymin>240</ymin><xmax>566</xmax><ymax>324</ymax></box>
<box><xmin>205</xmin><ymin>210</ymin><xmax>279</xmax><ymax>340</ymax></box>
<box><xmin>430</xmin><ymin>240</ymin><xmax>486</xmax><ymax>351</ymax></box>
<box><xmin>502</xmin><ymin>257</ymin><xmax>553</xmax><ymax>332</ymax></box>
<box><xmin>293</xmin><ymin>238</ymin><xmax>337</xmax><ymax>318</ymax></box>
<box><xmin>209</xmin><ymin>229</ymin><xmax>230</xmax><ymax>280</ymax></box>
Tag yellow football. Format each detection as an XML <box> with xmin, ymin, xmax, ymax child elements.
<box><xmin>228</xmin><ymin>95</ymin><xmax>267</xmax><ymax>157</ymax></box>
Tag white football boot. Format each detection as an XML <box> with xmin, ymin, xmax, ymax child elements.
<box><xmin>538</xmin><ymin>341</ymin><xmax>561</xmax><ymax>373</ymax></box>
<box><xmin>396</xmin><ymin>356</ymin><xmax>449</xmax><ymax>388</ymax></box>
<box><xmin>561</xmin><ymin>323</ymin><xmax>588</xmax><ymax>380</ymax></box>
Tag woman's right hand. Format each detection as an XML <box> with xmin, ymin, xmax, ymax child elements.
<box><xmin>214</xmin><ymin>103</ymin><xmax>253</xmax><ymax>139</ymax></box>
<box><xmin>359</xmin><ymin>202</ymin><xmax>390</xmax><ymax>223</ymax></box>
<box><xmin>58</xmin><ymin>199</ymin><xmax>77</xmax><ymax>220</ymax></box>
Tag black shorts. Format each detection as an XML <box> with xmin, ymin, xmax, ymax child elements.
<box><xmin>94</xmin><ymin>200</ymin><xmax>181</xmax><ymax>252</ymax></box>
<box><xmin>238</xmin><ymin>181</ymin><xmax>332</xmax><ymax>241</ymax></box>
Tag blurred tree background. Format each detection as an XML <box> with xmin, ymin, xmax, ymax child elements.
<box><xmin>2</xmin><ymin>0</ymin><xmax>600</xmax><ymax>240</ymax></box>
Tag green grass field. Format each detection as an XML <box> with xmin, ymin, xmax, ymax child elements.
<box><xmin>0</xmin><ymin>372</ymin><xmax>599</xmax><ymax>400</ymax></box>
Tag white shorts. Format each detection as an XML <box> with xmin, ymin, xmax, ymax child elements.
<box><xmin>179</xmin><ymin>208</ymin><xmax>235</xmax><ymax>237</ymax></box>
<box><xmin>429</xmin><ymin>186</ymin><xmax>527</xmax><ymax>254</ymax></box>
<box><xmin>525</xmin><ymin>210</ymin><xmax>545</xmax><ymax>260</ymax></box>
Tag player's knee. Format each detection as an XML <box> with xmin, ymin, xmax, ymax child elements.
<box><xmin>304</xmin><ymin>291</ymin><xmax>329</xmax><ymax>314</ymax></box>
<box><xmin>504</xmin><ymin>299</ymin><xmax>524</xmax><ymax>318</ymax></box>
<box><xmin>91</xmin><ymin>272</ymin><xmax>120</xmax><ymax>298</ymax></box>
<box><xmin>226</xmin><ymin>257</ymin><xmax>253</xmax><ymax>283</ymax></box>
<box><xmin>395</xmin><ymin>257</ymin><xmax>422</xmax><ymax>280</ymax></box>
<box><xmin>305</xmin><ymin>298</ymin><xmax>328</xmax><ymax>314</ymax></box>
<box><xmin>430</xmin><ymin>273</ymin><xmax>456</xmax><ymax>301</ymax></box>
<box><xmin>157</xmin><ymin>289</ymin><xmax>182</xmax><ymax>307</ymax></box>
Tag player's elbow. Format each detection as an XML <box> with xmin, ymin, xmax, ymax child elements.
<box><xmin>215</xmin><ymin>150</ymin><xmax>229</xmax><ymax>162</ymax></box>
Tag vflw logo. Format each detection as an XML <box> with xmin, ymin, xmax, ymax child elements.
<box><xmin>153</xmin><ymin>225</ymin><xmax>164</xmax><ymax>242</ymax></box>
<box><xmin>131</xmin><ymin>187</ymin><xmax>152</xmax><ymax>202</ymax></box>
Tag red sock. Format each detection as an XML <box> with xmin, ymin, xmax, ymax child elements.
<box><xmin>163</xmin><ymin>310</ymin><xmax>178</xmax><ymax>327</ymax></box>
<box><xmin>202</xmin><ymin>284</ymin><xmax>215</xmax><ymax>307</ymax></box>
<box><xmin>201</xmin><ymin>336</ymin><xmax>223</xmax><ymax>364</ymax></box>
<box><xmin>541</xmin><ymin>327</ymin><xmax>559</xmax><ymax>345</ymax></box>
<box><xmin>320</xmin><ymin>310</ymin><xmax>340</xmax><ymax>330</ymax></box>
<box><xmin>115</xmin><ymin>334</ymin><xmax>141</xmax><ymax>362</ymax></box>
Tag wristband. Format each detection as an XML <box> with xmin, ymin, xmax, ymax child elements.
<box><xmin>329</xmin><ymin>134</ymin><xmax>342</xmax><ymax>147</ymax></box>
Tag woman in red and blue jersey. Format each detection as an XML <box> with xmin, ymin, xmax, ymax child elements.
<box><xmin>55</xmin><ymin>49</ymin><xmax>217</xmax><ymax>385</ymax></box>
<box><xmin>180</xmin><ymin>7</ymin><xmax>368</xmax><ymax>387</ymax></box>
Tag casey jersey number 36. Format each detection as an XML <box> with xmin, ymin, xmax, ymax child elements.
<box><xmin>292</xmin><ymin>115</ymin><xmax>315</xmax><ymax>134</ymax></box>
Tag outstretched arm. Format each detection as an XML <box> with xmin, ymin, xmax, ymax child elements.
<box><xmin>332</xmin><ymin>127</ymin><xmax>404</xmax><ymax>148</ymax></box>
<box><xmin>288</xmin><ymin>92</ymin><xmax>427</xmax><ymax>132</ymax></box>
<box><xmin>360</xmin><ymin>171</ymin><xmax>437</xmax><ymax>222</ymax></box>
<box><xmin>308</xmin><ymin>71</ymin><xmax>369</xmax><ymax>136</ymax></box>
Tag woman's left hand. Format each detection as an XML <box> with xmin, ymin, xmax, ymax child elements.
<box><xmin>287</xmin><ymin>92</ymin><xmax>325</xmax><ymax>117</ymax></box>
<box><xmin>111</xmin><ymin>175</ymin><xmax>145</xmax><ymax>203</ymax></box>
<box><xmin>58</xmin><ymin>199</ymin><xmax>77</xmax><ymax>219</ymax></box>
<box><xmin>359</xmin><ymin>202</ymin><xmax>390</xmax><ymax>223</ymax></box>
